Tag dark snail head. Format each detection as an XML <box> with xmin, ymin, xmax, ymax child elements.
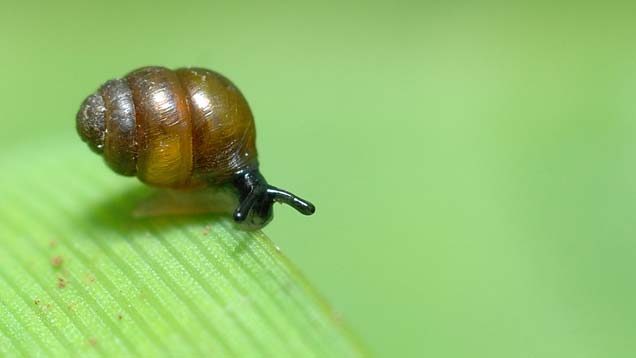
<box><xmin>232</xmin><ymin>169</ymin><xmax>315</xmax><ymax>229</ymax></box>
<box><xmin>76</xmin><ymin>66</ymin><xmax>315</xmax><ymax>230</ymax></box>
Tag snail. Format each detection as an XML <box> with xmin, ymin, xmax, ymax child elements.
<box><xmin>76</xmin><ymin>66</ymin><xmax>315</xmax><ymax>229</ymax></box>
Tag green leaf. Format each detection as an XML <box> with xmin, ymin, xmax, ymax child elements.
<box><xmin>0</xmin><ymin>135</ymin><xmax>364</xmax><ymax>357</ymax></box>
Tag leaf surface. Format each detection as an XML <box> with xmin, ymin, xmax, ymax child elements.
<box><xmin>0</xmin><ymin>135</ymin><xmax>363</xmax><ymax>357</ymax></box>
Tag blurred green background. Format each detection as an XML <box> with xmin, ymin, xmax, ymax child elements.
<box><xmin>3</xmin><ymin>1</ymin><xmax>636</xmax><ymax>356</ymax></box>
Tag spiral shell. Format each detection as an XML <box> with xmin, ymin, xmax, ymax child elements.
<box><xmin>77</xmin><ymin>66</ymin><xmax>258</xmax><ymax>188</ymax></box>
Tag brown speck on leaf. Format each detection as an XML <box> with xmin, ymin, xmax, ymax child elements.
<box><xmin>34</xmin><ymin>298</ymin><xmax>40</xmax><ymax>305</ymax></box>
<box><xmin>57</xmin><ymin>277</ymin><xmax>67</xmax><ymax>289</ymax></box>
<box><xmin>88</xmin><ymin>338</ymin><xmax>97</xmax><ymax>347</ymax></box>
<box><xmin>51</xmin><ymin>256</ymin><xmax>63</xmax><ymax>268</ymax></box>
<box><xmin>85</xmin><ymin>273</ymin><xmax>96</xmax><ymax>283</ymax></box>
<box><xmin>50</xmin><ymin>240</ymin><xmax>57</xmax><ymax>248</ymax></box>
<box><xmin>117</xmin><ymin>313</ymin><xmax>123</xmax><ymax>320</ymax></box>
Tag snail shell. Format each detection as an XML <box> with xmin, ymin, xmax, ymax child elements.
<box><xmin>77</xmin><ymin>66</ymin><xmax>257</xmax><ymax>188</ymax></box>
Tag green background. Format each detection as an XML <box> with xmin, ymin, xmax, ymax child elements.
<box><xmin>2</xmin><ymin>1</ymin><xmax>636</xmax><ymax>356</ymax></box>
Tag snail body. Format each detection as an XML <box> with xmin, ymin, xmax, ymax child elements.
<box><xmin>77</xmin><ymin>66</ymin><xmax>314</xmax><ymax>229</ymax></box>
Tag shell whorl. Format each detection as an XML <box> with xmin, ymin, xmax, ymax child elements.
<box><xmin>101</xmin><ymin>79</ymin><xmax>137</xmax><ymax>175</ymax></box>
<box><xmin>76</xmin><ymin>93</ymin><xmax>106</xmax><ymax>154</ymax></box>
<box><xmin>77</xmin><ymin>79</ymin><xmax>138</xmax><ymax>176</ymax></box>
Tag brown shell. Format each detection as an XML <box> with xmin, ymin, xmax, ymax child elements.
<box><xmin>76</xmin><ymin>66</ymin><xmax>258</xmax><ymax>189</ymax></box>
